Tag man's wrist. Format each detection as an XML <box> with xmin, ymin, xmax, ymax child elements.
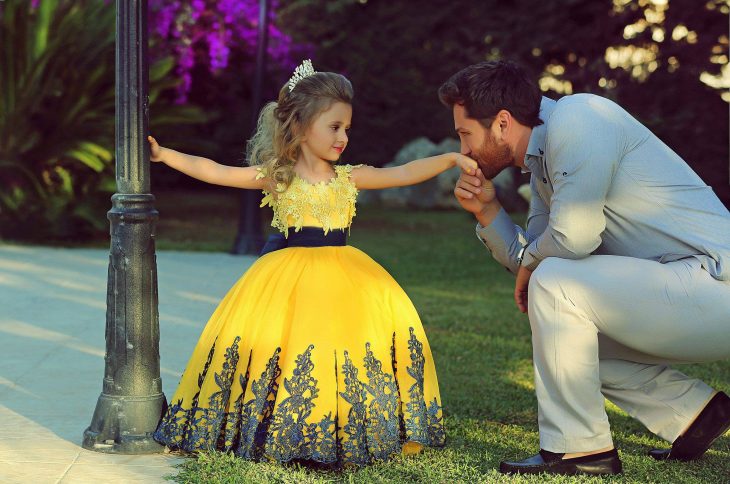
<box><xmin>520</xmin><ymin>250</ymin><xmax>540</xmax><ymax>271</ymax></box>
<box><xmin>475</xmin><ymin>201</ymin><xmax>501</xmax><ymax>227</ymax></box>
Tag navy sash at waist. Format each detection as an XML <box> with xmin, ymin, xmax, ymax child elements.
<box><xmin>259</xmin><ymin>227</ymin><xmax>347</xmax><ymax>256</ymax></box>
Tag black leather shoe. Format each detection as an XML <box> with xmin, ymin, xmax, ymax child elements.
<box><xmin>649</xmin><ymin>391</ymin><xmax>730</xmax><ymax>461</ymax></box>
<box><xmin>499</xmin><ymin>448</ymin><xmax>623</xmax><ymax>475</ymax></box>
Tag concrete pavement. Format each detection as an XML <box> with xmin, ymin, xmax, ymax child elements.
<box><xmin>0</xmin><ymin>243</ymin><xmax>256</xmax><ymax>483</ymax></box>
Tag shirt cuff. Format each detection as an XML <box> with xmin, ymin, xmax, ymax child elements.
<box><xmin>475</xmin><ymin>208</ymin><xmax>515</xmax><ymax>252</ymax></box>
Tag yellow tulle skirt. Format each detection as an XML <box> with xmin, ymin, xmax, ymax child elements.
<box><xmin>154</xmin><ymin>245</ymin><xmax>445</xmax><ymax>466</ymax></box>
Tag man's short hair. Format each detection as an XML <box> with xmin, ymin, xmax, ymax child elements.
<box><xmin>438</xmin><ymin>60</ymin><xmax>543</xmax><ymax>128</ymax></box>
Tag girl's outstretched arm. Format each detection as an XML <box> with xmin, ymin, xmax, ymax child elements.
<box><xmin>148</xmin><ymin>136</ymin><xmax>266</xmax><ymax>190</ymax></box>
<box><xmin>350</xmin><ymin>152</ymin><xmax>477</xmax><ymax>190</ymax></box>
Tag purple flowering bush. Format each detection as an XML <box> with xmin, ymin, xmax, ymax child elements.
<box><xmin>149</xmin><ymin>0</ymin><xmax>297</xmax><ymax>102</ymax></box>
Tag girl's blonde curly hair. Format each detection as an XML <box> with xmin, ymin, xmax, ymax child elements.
<box><xmin>246</xmin><ymin>71</ymin><xmax>353</xmax><ymax>191</ymax></box>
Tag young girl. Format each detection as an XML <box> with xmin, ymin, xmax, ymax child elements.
<box><xmin>150</xmin><ymin>60</ymin><xmax>477</xmax><ymax>467</ymax></box>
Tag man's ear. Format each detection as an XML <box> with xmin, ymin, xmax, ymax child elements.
<box><xmin>496</xmin><ymin>109</ymin><xmax>512</xmax><ymax>139</ymax></box>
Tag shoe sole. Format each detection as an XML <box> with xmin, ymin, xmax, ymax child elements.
<box><xmin>499</xmin><ymin>457</ymin><xmax>623</xmax><ymax>475</ymax></box>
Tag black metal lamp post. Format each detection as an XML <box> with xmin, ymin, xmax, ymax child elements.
<box><xmin>231</xmin><ymin>0</ymin><xmax>270</xmax><ymax>255</ymax></box>
<box><xmin>83</xmin><ymin>0</ymin><xmax>166</xmax><ymax>454</ymax></box>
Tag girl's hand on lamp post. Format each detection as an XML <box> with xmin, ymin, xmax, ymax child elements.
<box><xmin>147</xmin><ymin>136</ymin><xmax>164</xmax><ymax>162</ymax></box>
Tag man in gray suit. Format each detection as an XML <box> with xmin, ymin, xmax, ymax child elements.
<box><xmin>439</xmin><ymin>60</ymin><xmax>730</xmax><ymax>476</ymax></box>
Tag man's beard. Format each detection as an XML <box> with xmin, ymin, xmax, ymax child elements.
<box><xmin>471</xmin><ymin>134</ymin><xmax>514</xmax><ymax>180</ymax></box>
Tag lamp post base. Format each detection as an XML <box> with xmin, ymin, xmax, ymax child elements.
<box><xmin>82</xmin><ymin>392</ymin><xmax>166</xmax><ymax>454</ymax></box>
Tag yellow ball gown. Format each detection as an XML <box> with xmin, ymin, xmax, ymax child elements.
<box><xmin>154</xmin><ymin>164</ymin><xmax>445</xmax><ymax>466</ymax></box>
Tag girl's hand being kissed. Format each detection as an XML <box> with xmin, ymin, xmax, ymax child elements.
<box><xmin>454</xmin><ymin>153</ymin><xmax>478</xmax><ymax>175</ymax></box>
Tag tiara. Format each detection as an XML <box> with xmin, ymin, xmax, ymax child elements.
<box><xmin>288</xmin><ymin>59</ymin><xmax>316</xmax><ymax>92</ymax></box>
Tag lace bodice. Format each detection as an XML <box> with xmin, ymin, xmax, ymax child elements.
<box><xmin>258</xmin><ymin>164</ymin><xmax>360</xmax><ymax>236</ymax></box>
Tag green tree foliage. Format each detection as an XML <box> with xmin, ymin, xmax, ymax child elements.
<box><xmin>278</xmin><ymin>0</ymin><xmax>729</xmax><ymax>202</ymax></box>
<box><xmin>0</xmin><ymin>0</ymin><xmax>204</xmax><ymax>241</ymax></box>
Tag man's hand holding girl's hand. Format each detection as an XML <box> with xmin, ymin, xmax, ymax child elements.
<box><xmin>454</xmin><ymin>164</ymin><xmax>497</xmax><ymax>215</ymax></box>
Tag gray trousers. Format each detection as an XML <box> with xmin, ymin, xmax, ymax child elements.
<box><xmin>528</xmin><ymin>255</ymin><xmax>730</xmax><ymax>453</ymax></box>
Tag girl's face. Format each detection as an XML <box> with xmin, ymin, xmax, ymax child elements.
<box><xmin>300</xmin><ymin>101</ymin><xmax>352</xmax><ymax>163</ymax></box>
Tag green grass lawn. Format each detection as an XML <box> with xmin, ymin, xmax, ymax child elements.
<box><xmin>91</xmin><ymin>190</ymin><xmax>730</xmax><ymax>482</ymax></box>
